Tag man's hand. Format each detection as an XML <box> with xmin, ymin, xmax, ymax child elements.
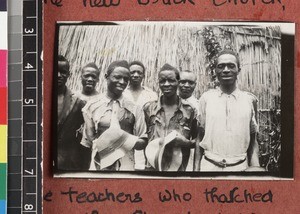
<box><xmin>172</xmin><ymin>132</ymin><xmax>194</xmax><ymax>148</ymax></box>
<box><xmin>133</xmin><ymin>138</ymin><xmax>147</xmax><ymax>150</ymax></box>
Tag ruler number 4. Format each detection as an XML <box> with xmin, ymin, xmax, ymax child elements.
<box><xmin>25</xmin><ymin>63</ymin><xmax>34</xmax><ymax>69</ymax></box>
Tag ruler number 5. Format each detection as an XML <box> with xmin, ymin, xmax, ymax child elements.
<box><xmin>24</xmin><ymin>99</ymin><xmax>34</xmax><ymax>105</ymax></box>
<box><xmin>24</xmin><ymin>28</ymin><xmax>34</xmax><ymax>34</ymax></box>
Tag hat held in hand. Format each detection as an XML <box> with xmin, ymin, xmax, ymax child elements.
<box><xmin>145</xmin><ymin>130</ymin><xmax>183</xmax><ymax>171</ymax></box>
<box><xmin>93</xmin><ymin>100</ymin><xmax>138</xmax><ymax>170</ymax></box>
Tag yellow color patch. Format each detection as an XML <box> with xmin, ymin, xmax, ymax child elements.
<box><xmin>0</xmin><ymin>125</ymin><xmax>7</xmax><ymax>163</ymax></box>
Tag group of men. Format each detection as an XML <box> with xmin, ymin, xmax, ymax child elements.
<box><xmin>56</xmin><ymin>49</ymin><xmax>261</xmax><ymax>173</ymax></box>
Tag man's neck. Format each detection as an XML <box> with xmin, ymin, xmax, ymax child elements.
<box><xmin>129</xmin><ymin>83</ymin><xmax>143</xmax><ymax>91</ymax></box>
<box><xmin>162</xmin><ymin>94</ymin><xmax>178</xmax><ymax>106</ymax></box>
<box><xmin>82</xmin><ymin>89</ymin><xmax>98</xmax><ymax>96</ymax></box>
<box><xmin>107</xmin><ymin>90</ymin><xmax>121</xmax><ymax>100</ymax></box>
<box><xmin>58</xmin><ymin>86</ymin><xmax>66</xmax><ymax>96</ymax></box>
<box><xmin>179</xmin><ymin>93</ymin><xmax>191</xmax><ymax>100</ymax></box>
<box><xmin>220</xmin><ymin>84</ymin><xmax>236</xmax><ymax>95</ymax></box>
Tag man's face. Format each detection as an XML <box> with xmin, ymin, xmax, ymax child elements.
<box><xmin>129</xmin><ymin>64</ymin><xmax>144</xmax><ymax>86</ymax></box>
<box><xmin>179</xmin><ymin>72</ymin><xmax>196</xmax><ymax>99</ymax></box>
<box><xmin>81</xmin><ymin>67</ymin><xmax>99</xmax><ymax>94</ymax></box>
<box><xmin>159</xmin><ymin>70</ymin><xmax>178</xmax><ymax>98</ymax></box>
<box><xmin>107</xmin><ymin>66</ymin><xmax>130</xmax><ymax>97</ymax></box>
<box><xmin>58</xmin><ymin>61</ymin><xmax>70</xmax><ymax>88</ymax></box>
<box><xmin>215</xmin><ymin>54</ymin><xmax>239</xmax><ymax>87</ymax></box>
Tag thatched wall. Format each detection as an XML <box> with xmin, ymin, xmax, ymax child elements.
<box><xmin>58</xmin><ymin>23</ymin><xmax>281</xmax><ymax>110</ymax></box>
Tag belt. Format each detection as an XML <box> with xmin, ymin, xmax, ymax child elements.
<box><xmin>204</xmin><ymin>156</ymin><xmax>246</xmax><ymax>168</ymax></box>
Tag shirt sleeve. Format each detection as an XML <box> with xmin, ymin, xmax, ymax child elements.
<box><xmin>198</xmin><ymin>93</ymin><xmax>207</xmax><ymax>129</ymax></box>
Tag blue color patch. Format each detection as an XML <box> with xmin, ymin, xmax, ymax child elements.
<box><xmin>0</xmin><ymin>200</ymin><xmax>6</xmax><ymax>214</ymax></box>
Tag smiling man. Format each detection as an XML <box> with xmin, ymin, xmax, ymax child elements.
<box><xmin>124</xmin><ymin>61</ymin><xmax>158</xmax><ymax>170</ymax></box>
<box><xmin>196</xmin><ymin>50</ymin><xmax>260</xmax><ymax>172</ymax></box>
<box><xmin>75</xmin><ymin>62</ymin><xmax>100</xmax><ymax>102</ymax></box>
<box><xmin>144</xmin><ymin>64</ymin><xmax>198</xmax><ymax>171</ymax></box>
<box><xmin>81</xmin><ymin>60</ymin><xmax>147</xmax><ymax>171</ymax></box>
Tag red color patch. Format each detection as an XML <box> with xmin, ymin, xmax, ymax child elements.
<box><xmin>0</xmin><ymin>88</ymin><xmax>7</xmax><ymax>125</ymax></box>
<box><xmin>0</xmin><ymin>50</ymin><xmax>7</xmax><ymax>88</ymax></box>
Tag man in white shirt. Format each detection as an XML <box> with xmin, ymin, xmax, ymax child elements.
<box><xmin>123</xmin><ymin>61</ymin><xmax>158</xmax><ymax>170</ymax></box>
<box><xmin>196</xmin><ymin>50</ymin><xmax>260</xmax><ymax>171</ymax></box>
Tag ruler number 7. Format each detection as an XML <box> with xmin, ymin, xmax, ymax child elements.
<box><xmin>25</xmin><ymin>169</ymin><xmax>34</xmax><ymax>175</ymax></box>
<box><xmin>24</xmin><ymin>28</ymin><xmax>34</xmax><ymax>34</ymax></box>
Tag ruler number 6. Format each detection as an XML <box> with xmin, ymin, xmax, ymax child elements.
<box><xmin>24</xmin><ymin>28</ymin><xmax>34</xmax><ymax>34</ymax></box>
<box><xmin>24</xmin><ymin>204</ymin><xmax>34</xmax><ymax>210</ymax></box>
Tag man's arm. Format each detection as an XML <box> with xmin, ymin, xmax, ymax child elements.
<box><xmin>247</xmin><ymin>93</ymin><xmax>260</xmax><ymax>167</ymax></box>
<box><xmin>193</xmin><ymin>127</ymin><xmax>204</xmax><ymax>171</ymax></box>
<box><xmin>247</xmin><ymin>133</ymin><xmax>260</xmax><ymax>167</ymax></box>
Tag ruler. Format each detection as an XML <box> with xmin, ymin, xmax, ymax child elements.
<box><xmin>7</xmin><ymin>0</ymin><xmax>42</xmax><ymax>213</ymax></box>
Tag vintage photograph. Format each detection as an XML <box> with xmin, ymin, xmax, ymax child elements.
<box><xmin>53</xmin><ymin>21</ymin><xmax>294</xmax><ymax>178</ymax></box>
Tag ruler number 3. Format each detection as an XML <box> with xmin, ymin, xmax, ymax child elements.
<box><xmin>24</xmin><ymin>28</ymin><xmax>34</xmax><ymax>34</ymax></box>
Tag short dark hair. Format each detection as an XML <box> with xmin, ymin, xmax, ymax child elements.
<box><xmin>159</xmin><ymin>63</ymin><xmax>180</xmax><ymax>80</ymax></box>
<box><xmin>106</xmin><ymin>60</ymin><xmax>130</xmax><ymax>77</ymax></box>
<box><xmin>57</xmin><ymin>55</ymin><xmax>70</xmax><ymax>71</ymax></box>
<box><xmin>129</xmin><ymin>61</ymin><xmax>145</xmax><ymax>73</ymax></box>
<box><xmin>82</xmin><ymin>62</ymin><xmax>100</xmax><ymax>75</ymax></box>
<box><xmin>216</xmin><ymin>49</ymin><xmax>241</xmax><ymax>70</ymax></box>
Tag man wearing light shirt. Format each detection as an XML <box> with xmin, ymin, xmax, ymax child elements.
<box><xmin>81</xmin><ymin>60</ymin><xmax>147</xmax><ymax>171</ymax></box>
<box><xmin>124</xmin><ymin>61</ymin><xmax>158</xmax><ymax>170</ymax></box>
<box><xmin>196</xmin><ymin>50</ymin><xmax>260</xmax><ymax>172</ymax></box>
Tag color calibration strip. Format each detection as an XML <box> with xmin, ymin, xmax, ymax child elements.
<box><xmin>0</xmin><ymin>0</ymin><xmax>8</xmax><ymax>213</ymax></box>
<box><xmin>22</xmin><ymin>0</ymin><xmax>43</xmax><ymax>212</ymax></box>
<box><xmin>7</xmin><ymin>0</ymin><xmax>22</xmax><ymax>213</ymax></box>
<box><xmin>8</xmin><ymin>0</ymin><xmax>42</xmax><ymax>213</ymax></box>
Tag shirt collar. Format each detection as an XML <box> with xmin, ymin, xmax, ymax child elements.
<box><xmin>154</xmin><ymin>95</ymin><xmax>185</xmax><ymax>115</ymax></box>
<box><xmin>217</xmin><ymin>87</ymin><xmax>240</xmax><ymax>99</ymax></box>
<box><xmin>105</xmin><ymin>94</ymin><xmax>125</xmax><ymax>108</ymax></box>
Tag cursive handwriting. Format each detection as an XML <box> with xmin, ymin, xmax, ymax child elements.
<box><xmin>83</xmin><ymin>0</ymin><xmax>121</xmax><ymax>7</ymax></box>
<box><xmin>212</xmin><ymin>0</ymin><xmax>285</xmax><ymax>11</ymax></box>
<box><xmin>60</xmin><ymin>187</ymin><xmax>143</xmax><ymax>204</ymax></box>
<box><xmin>204</xmin><ymin>187</ymin><xmax>273</xmax><ymax>203</ymax></box>
<box><xmin>137</xmin><ymin>0</ymin><xmax>195</xmax><ymax>6</ymax></box>
<box><xmin>44</xmin><ymin>0</ymin><xmax>63</xmax><ymax>7</ymax></box>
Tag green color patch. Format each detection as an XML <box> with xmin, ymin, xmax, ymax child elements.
<box><xmin>0</xmin><ymin>163</ymin><xmax>6</xmax><ymax>200</ymax></box>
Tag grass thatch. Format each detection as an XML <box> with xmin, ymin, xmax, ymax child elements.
<box><xmin>58</xmin><ymin>23</ymin><xmax>281</xmax><ymax>110</ymax></box>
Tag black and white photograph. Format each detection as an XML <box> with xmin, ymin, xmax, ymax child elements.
<box><xmin>53</xmin><ymin>21</ymin><xmax>294</xmax><ymax>179</ymax></box>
